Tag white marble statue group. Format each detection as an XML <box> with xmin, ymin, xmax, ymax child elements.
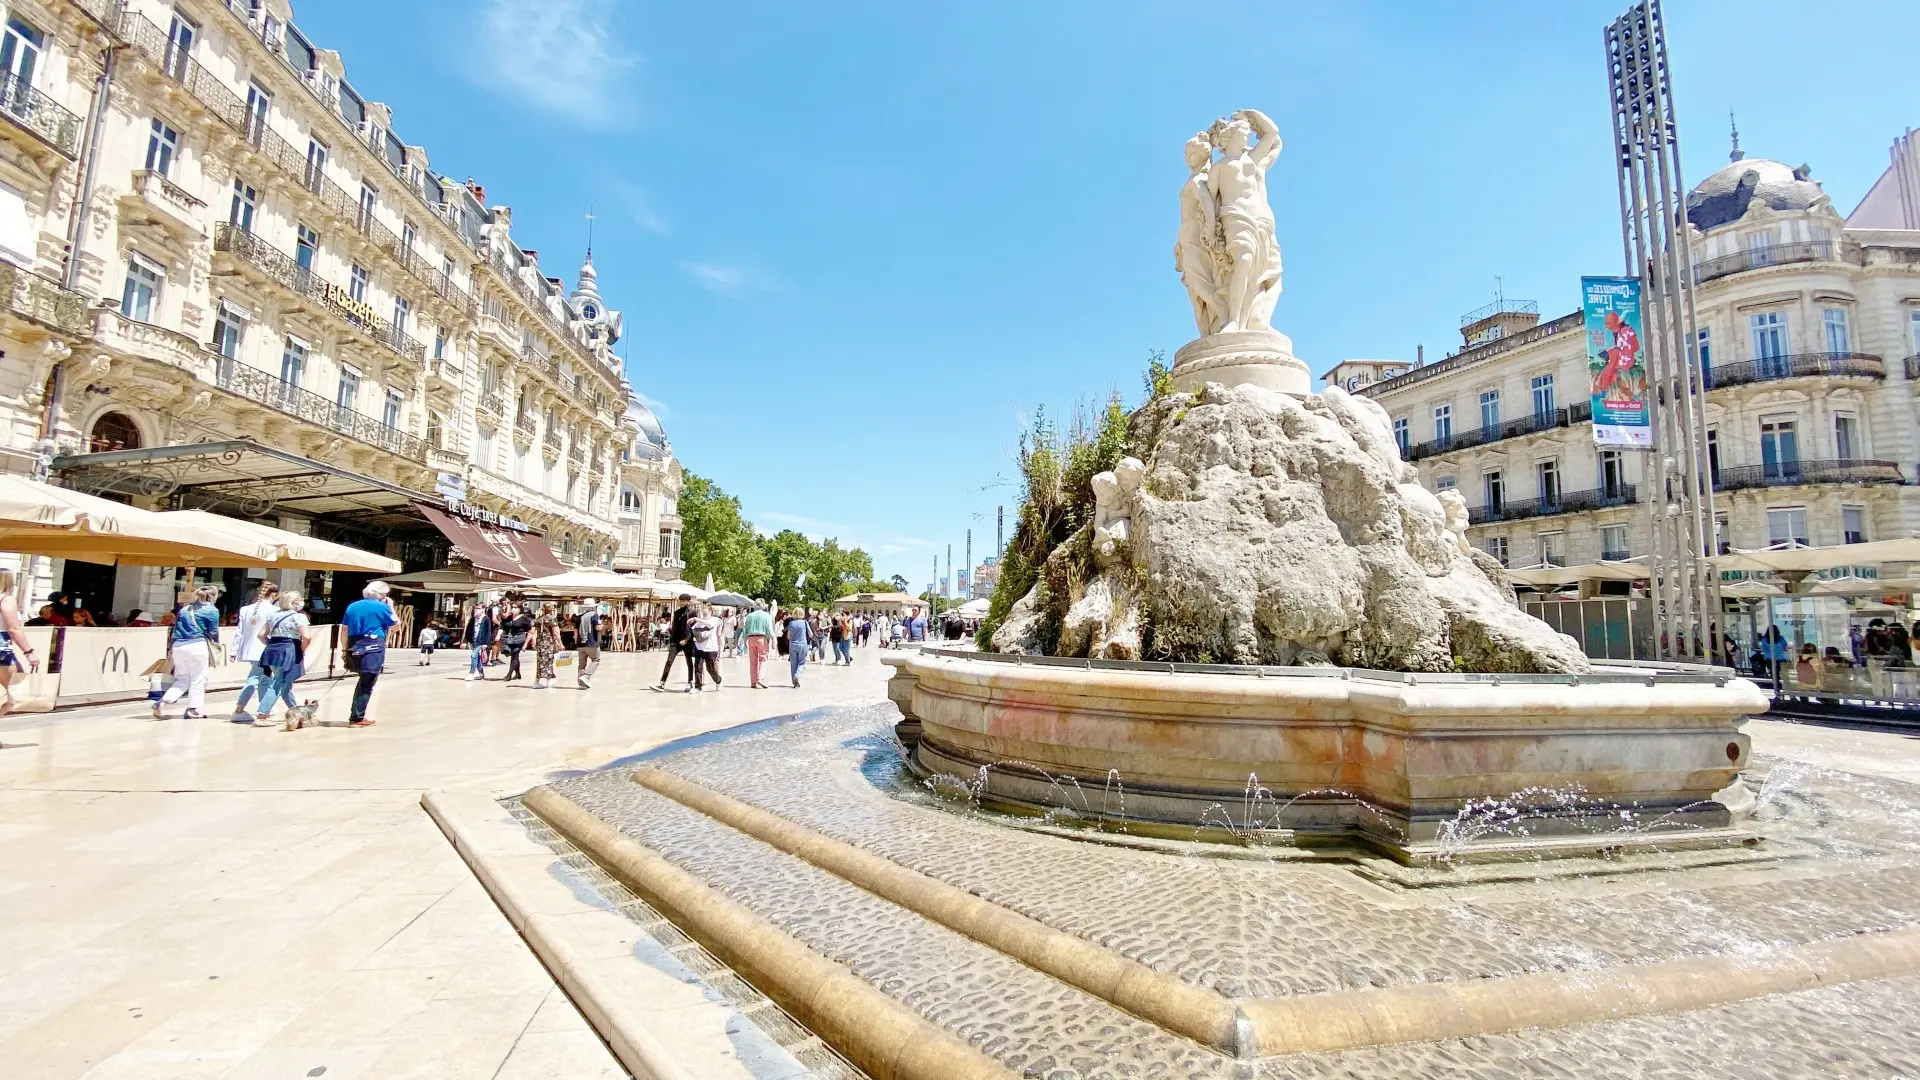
<box><xmin>1176</xmin><ymin>109</ymin><xmax>1284</xmax><ymax>338</ymax></box>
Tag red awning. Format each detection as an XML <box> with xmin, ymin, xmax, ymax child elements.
<box><xmin>417</xmin><ymin>502</ymin><xmax>567</xmax><ymax>581</ymax></box>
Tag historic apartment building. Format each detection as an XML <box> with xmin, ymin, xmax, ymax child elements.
<box><xmin>0</xmin><ymin>0</ymin><xmax>676</xmax><ymax>612</ymax></box>
<box><xmin>612</xmin><ymin>395</ymin><xmax>683</xmax><ymax>578</ymax></box>
<box><xmin>1344</xmin><ymin>131</ymin><xmax>1920</xmax><ymax>576</ymax></box>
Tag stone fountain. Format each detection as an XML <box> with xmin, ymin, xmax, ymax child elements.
<box><xmin>470</xmin><ymin>112</ymin><xmax>1920</xmax><ymax>1080</ymax></box>
<box><xmin>891</xmin><ymin>108</ymin><xmax>1767</xmax><ymax>861</ymax></box>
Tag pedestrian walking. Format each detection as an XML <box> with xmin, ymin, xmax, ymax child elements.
<box><xmin>341</xmin><ymin>581</ymin><xmax>397</xmax><ymax>727</ymax></box>
<box><xmin>532</xmin><ymin>603</ymin><xmax>561</xmax><ymax>689</ymax></box>
<box><xmin>499</xmin><ymin>603</ymin><xmax>532</xmax><ymax>682</ymax></box>
<box><xmin>690</xmin><ymin>604</ymin><xmax>722</xmax><ymax>691</ymax></box>
<box><xmin>465</xmin><ymin>603</ymin><xmax>494</xmax><ymax>681</ymax></box>
<box><xmin>0</xmin><ymin>569</ymin><xmax>39</xmax><ymax>715</ymax></box>
<box><xmin>231</xmin><ymin>582</ymin><xmax>280</xmax><ymax>721</ymax></box>
<box><xmin>251</xmin><ymin>590</ymin><xmax>312</xmax><ymax>724</ymax></box>
<box><xmin>155</xmin><ymin>584</ymin><xmax>221</xmax><ymax>720</ymax></box>
<box><xmin>742</xmin><ymin>602</ymin><xmax>772</xmax><ymax>688</ymax></box>
<box><xmin>809</xmin><ymin>611</ymin><xmax>826</xmax><ymax>663</ymax></box>
<box><xmin>417</xmin><ymin>621</ymin><xmax>438</xmax><ymax>665</ymax></box>
<box><xmin>575</xmin><ymin>605</ymin><xmax>603</xmax><ymax>689</ymax></box>
<box><xmin>785</xmin><ymin>608</ymin><xmax>812</xmax><ymax>687</ymax></box>
<box><xmin>652</xmin><ymin>594</ymin><xmax>696</xmax><ymax>692</ymax></box>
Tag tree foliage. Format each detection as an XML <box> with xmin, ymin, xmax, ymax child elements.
<box><xmin>752</xmin><ymin>530</ymin><xmax>879</xmax><ymax>610</ymax></box>
<box><xmin>677</xmin><ymin>472</ymin><xmax>769</xmax><ymax>592</ymax></box>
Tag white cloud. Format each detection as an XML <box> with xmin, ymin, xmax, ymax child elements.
<box><xmin>595</xmin><ymin>175</ymin><xmax>669</xmax><ymax>235</ymax></box>
<box><xmin>680</xmin><ymin>261</ymin><xmax>778</xmax><ymax>298</ymax></box>
<box><xmin>632</xmin><ymin>390</ymin><xmax>670</xmax><ymax>421</ymax></box>
<box><xmin>471</xmin><ymin>0</ymin><xmax>634</xmax><ymax>129</ymax></box>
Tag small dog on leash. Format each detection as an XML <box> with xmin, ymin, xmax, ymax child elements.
<box><xmin>282</xmin><ymin>700</ymin><xmax>320</xmax><ymax>731</ymax></box>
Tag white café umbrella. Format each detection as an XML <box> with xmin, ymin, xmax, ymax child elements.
<box><xmin>512</xmin><ymin>567</ymin><xmax>668</xmax><ymax>599</ymax></box>
<box><xmin>1711</xmin><ymin>537</ymin><xmax>1920</xmax><ymax>576</ymax></box>
<box><xmin>162</xmin><ymin>510</ymin><xmax>400</xmax><ymax>573</ymax></box>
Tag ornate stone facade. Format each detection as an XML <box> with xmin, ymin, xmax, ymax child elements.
<box><xmin>1358</xmin><ymin>138</ymin><xmax>1920</xmax><ymax>575</ymax></box>
<box><xmin>0</xmin><ymin>0</ymin><xmax>663</xmax><ymax>606</ymax></box>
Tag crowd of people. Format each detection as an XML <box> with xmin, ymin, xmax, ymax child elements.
<box><xmin>645</xmin><ymin>596</ymin><xmax>931</xmax><ymax>691</ymax></box>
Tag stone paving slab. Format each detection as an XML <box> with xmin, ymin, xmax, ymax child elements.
<box><xmin>595</xmin><ymin>706</ymin><xmax>1920</xmax><ymax>1001</ymax></box>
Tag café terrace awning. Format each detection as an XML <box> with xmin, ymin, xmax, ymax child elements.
<box><xmin>54</xmin><ymin>439</ymin><xmax>439</xmax><ymax>534</ymax></box>
<box><xmin>51</xmin><ymin>439</ymin><xmax>564</xmax><ymax>581</ymax></box>
<box><xmin>415</xmin><ymin>503</ymin><xmax>566</xmax><ymax>581</ymax></box>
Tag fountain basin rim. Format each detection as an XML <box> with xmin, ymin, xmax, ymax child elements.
<box><xmin>917</xmin><ymin>647</ymin><xmax>1741</xmax><ymax>686</ymax></box>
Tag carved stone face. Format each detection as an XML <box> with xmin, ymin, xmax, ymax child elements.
<box><xmin>1215</xmin><ymin>119</ymin><xmax>1251</xmax><ymax>156</ymax></box>
<box><xmin>1184</xmin><ymin>135</ymin><xmax>1212</xmax><ymax>170</ymax></box>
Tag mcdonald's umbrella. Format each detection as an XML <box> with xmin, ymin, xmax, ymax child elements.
<box><xmin>1718</xmin><ymin>578</ymin><xmax>1784</xmax><ymax>599</ymax></box>
<box><xmin>513</xmin><ymin>567</ymin><xmax>668</xmax><ymax>599</ymax></box>
<box><xmin>160</xmin><ymin>511</ymin><xmax>400</xmax><ymax>573</ymax></box>
<box><xmin>1504</xmin><ymin>560</ymin><xmax>1650</xmax><ymax>588</ymax></box>
<box><xmin>0</xmin><ymin>475</ymin><xmax>284</xmax><ymax>567</ymax></box>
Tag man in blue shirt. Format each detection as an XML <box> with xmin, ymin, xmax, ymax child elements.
<box><xmin>784</xmin><ymin>609</ymin><xmax>810</xmax><ymax>687</ymax></box>
<box><xmin>341</xmin><ymin>581</ymin><xmax>397</xmax><ymax>727</ymax></box>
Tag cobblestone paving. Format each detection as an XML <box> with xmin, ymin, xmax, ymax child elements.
<box><xmin>543</xmin><ymin>705</ymin><xmax>1920</xmax><ymax>1078</ymax></box>
<box><xmin>611</xmin><ymin>706</ymin><xmax>1920</xmax><ymax>1000</ymax></box>
<box><xmin>550</xmin><ymin>771</ymin><xmax>1243</xmax><ymax>1079</ymax></box>
<box><xmin>1258</xmin><ymin>974</ymin><xmax>1920</xmax><ymax>1079</ymax></box>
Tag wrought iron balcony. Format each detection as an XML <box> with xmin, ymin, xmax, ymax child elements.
<box><xmin>0</xmin><ymin>261</ymin><xmax>89</xmax><ymax>336</ymax></box>
<box><xmin>117</xmin><ymin>9</ymin><xmax>474</xmax><ymax>318</ymax></box>
<box><xmin>514</xmin><ymin>414</ymin><xmax>538</xmax><ymax>442</ymax></box>
<box><xmin>214</xmin><ymin>224</ymin><xmax>424</xmax><ymax>364</ymax></box>
<box><xmin>1705</xmin><ymin>351</ymin><xmax>1883</xmax><ymax>390</ymax></box>
<box><xmin>1467</xmin><ymin>484</ymin><xmax>1639</xmax><ymax>525</ymax></box>
<box><xmin>568</xmin><ymin>444</ymin><xmax>587</xmax><ymax>467</ymax></box>
<box><xmin>1365</xmin><ymin>312</ymin><xmax>1583</xmax><ymax>397</ymax></box>
<box><xmin>0</xmin><ymin>72</ymin><xmax>80</xmax><ymax>158</ymax></box>
<box><xmin>542</xmin><ymin>429</ymin><xmax>563</xmax><ymax>455</ymax></box>
<box><xmin>1693</xmin><ymin>240</ymin><xmax>1839</xmax><ymax>285</ymax></box>
<box><xmin>1713</xmin><ymin>458</ymin><xmax>1904</xmax><ymax>493</ymax></box>
<box><xmin>216</xmin><ymin>361</ymin><xmax>423</xmax><ymax>461</ymax></box>
<box><xmin>1405</xmin><ymin>407</ymin><xmax>1571</xmax><ymax>462</ymax></box>
<box><xmin>476</xmin><ymin>390</ymin><xmax>505</xmax><ymax>418</ymax></box>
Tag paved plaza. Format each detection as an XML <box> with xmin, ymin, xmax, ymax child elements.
<box><xmin>0</xmin><ymin>646</ymin><xmax>892</xmax><ymax>1079</ymax></box>
<box><xmin>3</xmin><ymin>645</ymin><xmax>1919</xmax><ymax>1078</ymax></box>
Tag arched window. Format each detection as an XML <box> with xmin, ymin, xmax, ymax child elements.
<box><xmin>88</xmin><ymin>411</ymin><xmax>142</xmax><ymax>453</ymax></box>
<box><xmin>582</xmin><ymin>541</ymin><xmax>596</xmax><ymax>565</ymax></box>
<box><xmin>619</xmin><ymin>487</ymin><xmax>641</xmax><ymax>513</ymax></box>
<box><xmin>560</xmin><ymin>533</ymin><xmax>573</xmax><ymax>557</ymax></box>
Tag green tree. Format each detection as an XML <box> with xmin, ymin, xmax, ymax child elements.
<box><xmin>888</xmin><ymin>574</ymin><xmax>910</xmax><ymax>593</ymax></box>
<box><xmin>756</xmin><ymin>529</ymin><xmax>816</xmax><ymax>608</ymax></box>
<box><xmin>677</xmin><ymin>472</ymin><xmax>769</xmax><ymax>593</ymax></box>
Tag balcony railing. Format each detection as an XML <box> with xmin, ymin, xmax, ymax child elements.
<box><xmin>217</xmin><ymin>361</ymin><xmax>424</xmax><ymax>460</ymax></box>
<box><xmin>1365</xmin><ymin>312</ymin><xmax>1584</xmax><ymax>398</ymax></box>
<box><xmin>1405</xmin><ymin>407</ymin><xmax>1570</xmax><ymax>462</ymax></box>
<box><xmin>214</xmin><ymin>224</ymin><xmax>424</xmax><ymax>363</ymax></box>
<box><xmin>542</xmin><ymin>429</ymin><xmax>563</xmax><ymax>454</ymax></box>
<box><xmin>1705</xmin><ymin>351</ymin><xmax>1883</xmax><ymax>390</ymax></box>
<box><xmin>0</xmin><ymin>71</ymin><xmax>81</xmax><ymax>158</ymax></box>
<box><xmin>568</xmin><ymin>444</ymin><xmax>587</xmax><ymax>467</ymax></box>
<box><xmin>514</xmin><ymin>414</ymin><xmax>538</xmax><ymax>441</ymax></box>
<box><xmin>1693</xmin><ymin>240</ymin><xmax>1837</xmax><ymax>285</ymax></box>
<box><xmin>117</xmin><ymin>9</ymin><xmax>475</xmax><ymax>318</ymax></box>
<box><xmin>0</xmin><ymin>261</ymin><xmax>89</xmax><ymax>336</ymax></box>
<box><xmin>1467</xmin><ymin>485</ymin><xmax>1639</xmax><ymax>526</ymax></box>
<box><xmin>213</xmin><ymin>0</ymin><xmax>487</xmax><ymax>259</ymax></box>
<box><xmin>1713</xmin><ymin>459</ymin><xmax>1904</xmax><ymax>493</ymax></box>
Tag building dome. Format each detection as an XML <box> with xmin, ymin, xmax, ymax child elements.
<box><xmin>624</xmin><ymin>396</ymin><xmax>668</xmax><ymax>461</ymax></box>
<box><xmin>1686</xmin><ymin>157</ymin><xmax>1828</xmax><ymax>232</ymax></box>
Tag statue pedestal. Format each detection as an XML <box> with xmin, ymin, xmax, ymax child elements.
<box><xmin>1170</xmin><ymin>329</ymin><xmax>1309</xmax><ymax>396</ymax></box>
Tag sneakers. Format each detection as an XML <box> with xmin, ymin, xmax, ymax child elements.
<box><xmin>465</xmin><ymin>671</ymin><xmax>480</xmax><ymax>681</ymax></box>
<box><xmin>578</xmin><ymin>677</ymin><xmax>592</xmax><ymax>690</ymax></box>
<box><xmin>183</xmin><ymin>710</ymin><xmax>205</xmax><ymax>719</ymax></box>
<box><xmin>650</xmin><ymin>683</ymin><xmax>666</xmax><ymax>692</ymax></box>
<box><xmin>347</xmin><ymin>718</ymin><xmax>375</xmax><ymax>728</ymax></box>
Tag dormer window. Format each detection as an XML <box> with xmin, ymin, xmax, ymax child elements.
<box><xmin>581</xmin><ymin>302</ymin><xmax>598</xmax><ymax>321</ymax></box>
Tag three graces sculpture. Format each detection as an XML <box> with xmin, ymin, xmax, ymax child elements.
<box><xmin>1176</xmin><ymin>109</ymin><xmax>1284</xmax><ymax>337</ymax></box>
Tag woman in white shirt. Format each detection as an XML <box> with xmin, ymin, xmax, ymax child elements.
<box><xmin>689</xmin><ymin>605</ymin><xmax>722</xmax><ymax>691</ymax></box>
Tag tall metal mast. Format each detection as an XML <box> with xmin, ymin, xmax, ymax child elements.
<box><xmin>1604</xmin><ymin>0</ymin><xmax>1718</xmax><ymax>661</ymax></box>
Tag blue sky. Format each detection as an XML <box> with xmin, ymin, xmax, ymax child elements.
<box><xmin>299</xmin><ymin>0</ymin><xmax>1918</xmax><ymax>587</ymax></box>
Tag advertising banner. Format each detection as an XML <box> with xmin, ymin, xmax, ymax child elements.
<box><xmin>1582</xmin><ymin>276</ymin><xmax>1652</xmax><ymax>448</ymax></box>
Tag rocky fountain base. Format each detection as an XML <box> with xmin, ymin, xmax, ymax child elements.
<box><xmin>951</xmin><ymin>380</ymin><xmax>1769</xmax><ymax>861</ymax></box>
